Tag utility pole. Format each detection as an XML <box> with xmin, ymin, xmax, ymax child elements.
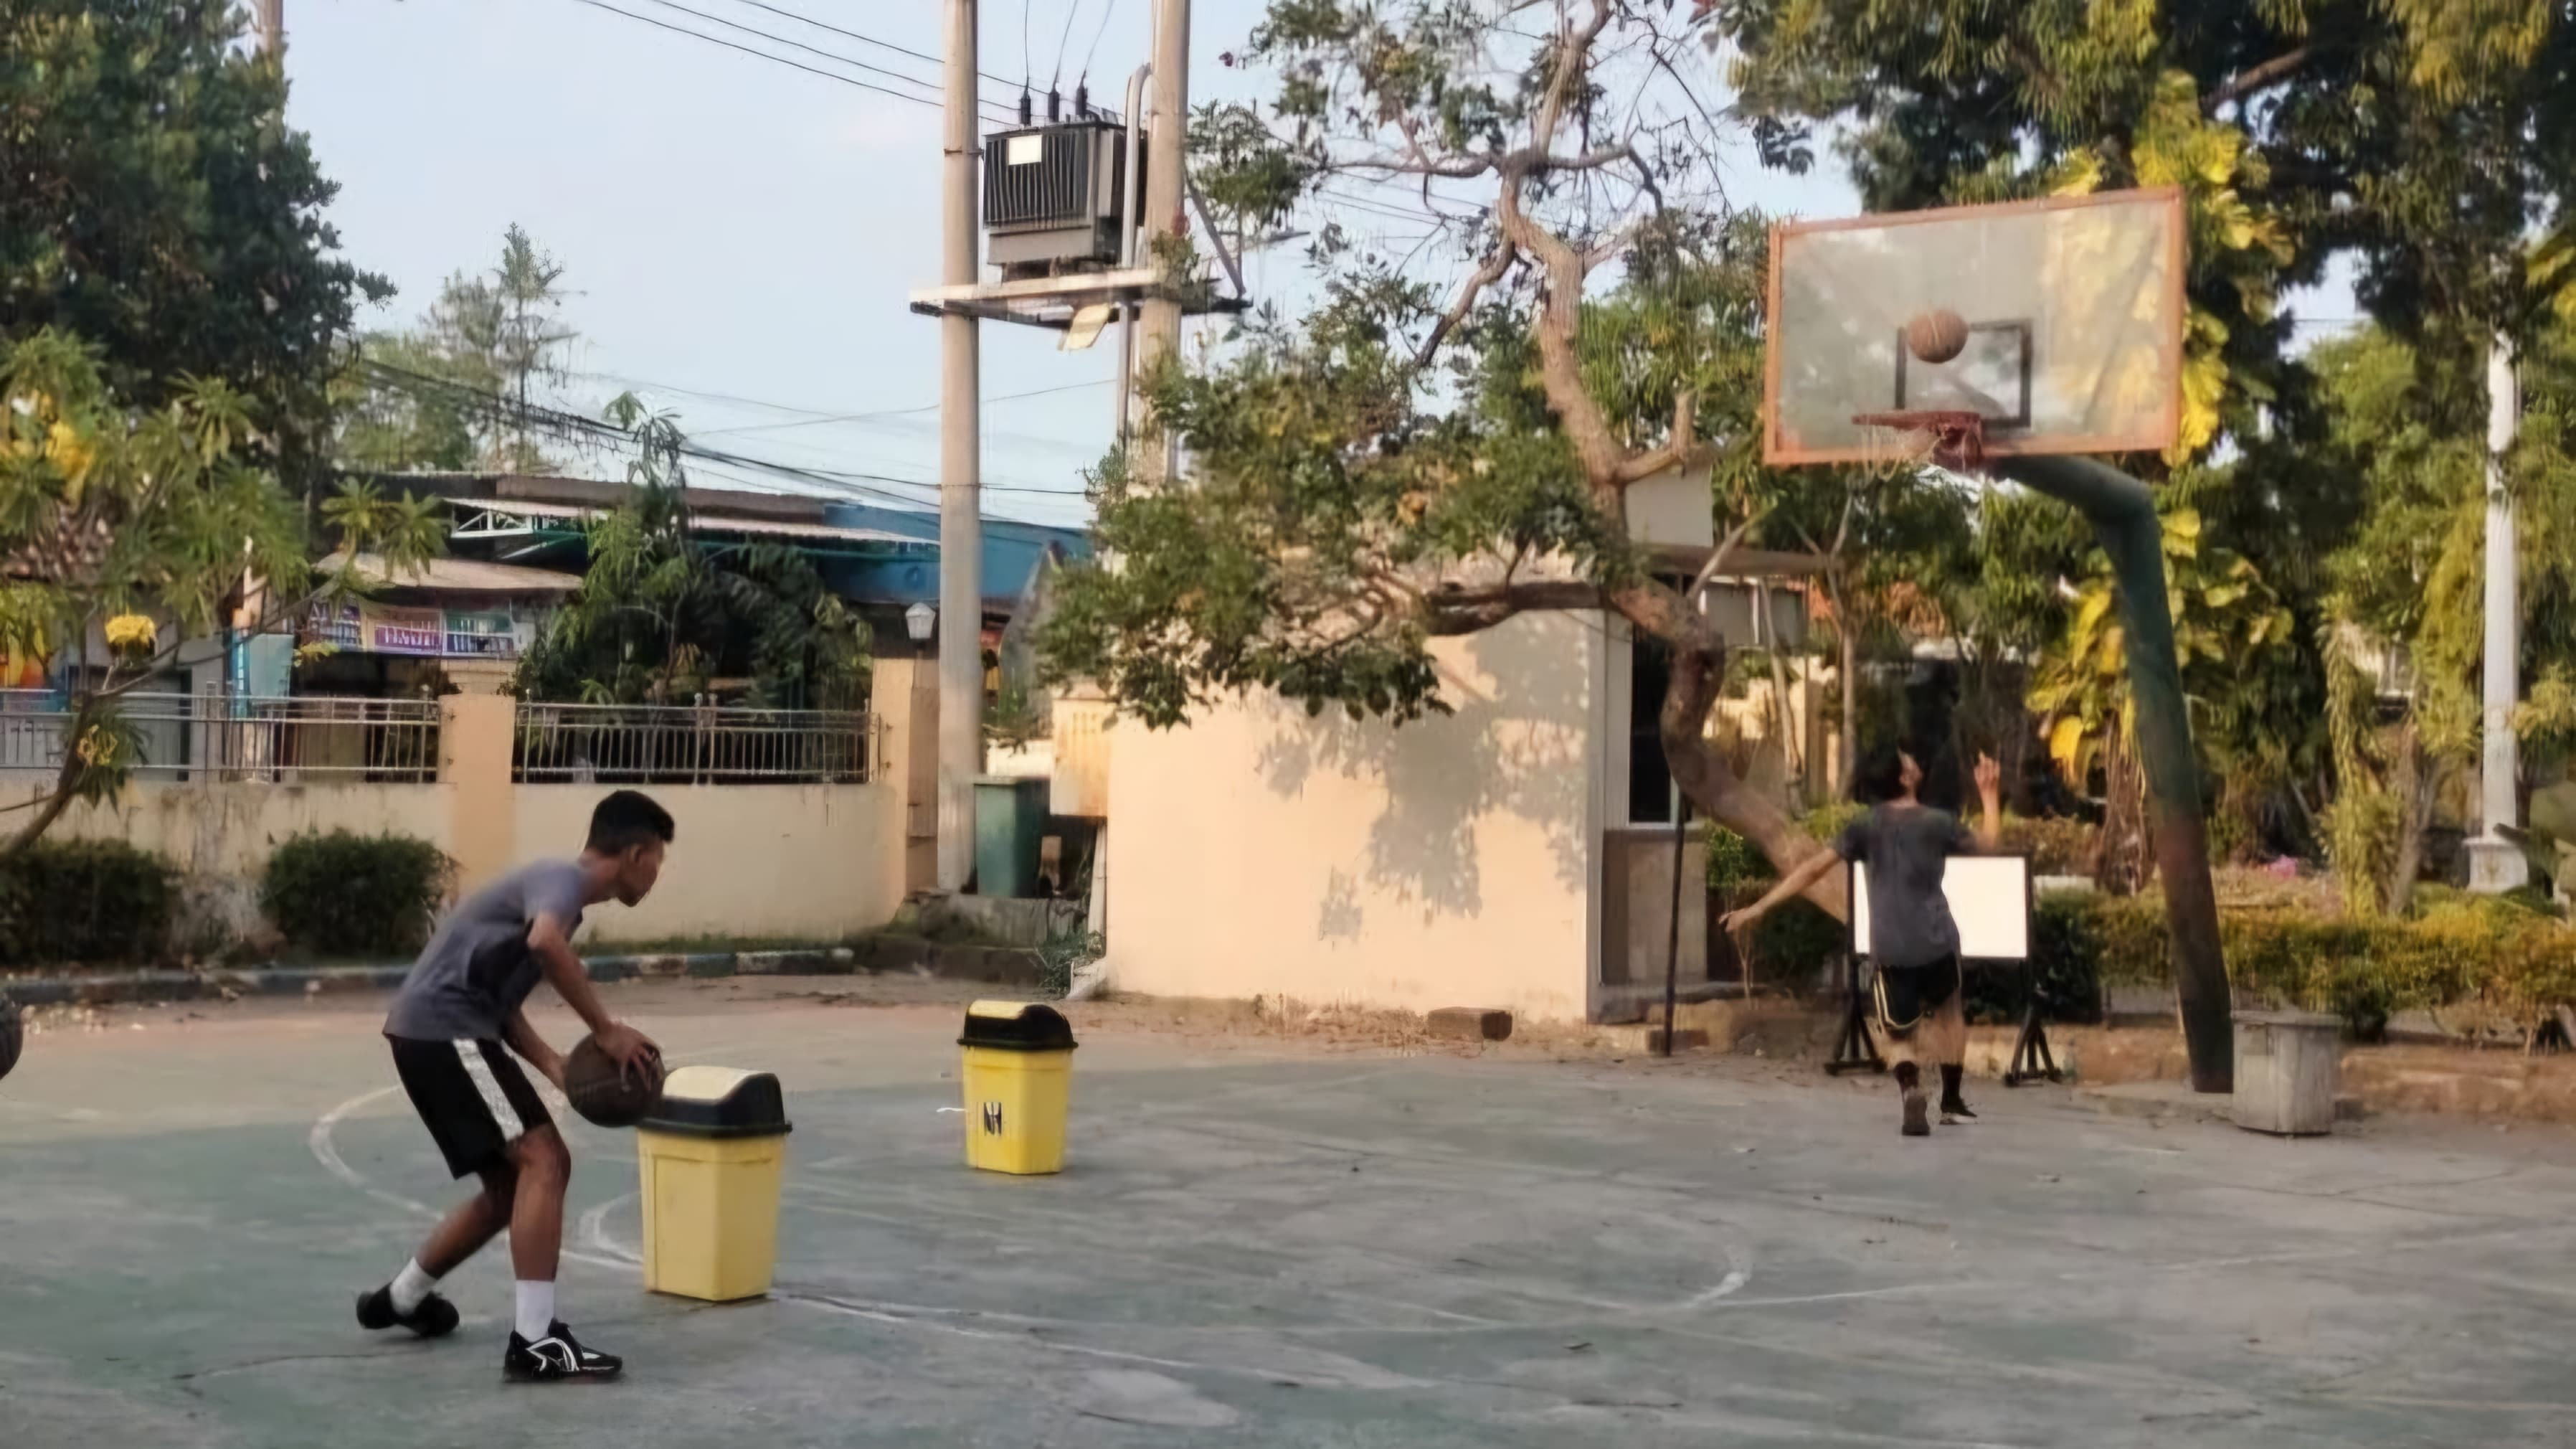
<box><xmin>257</xmin><ymin>0</ymin><xmax>283</xmax><ymax>55</ymax></box>
<box><xmin>2469</xmin><ymin>334</ymin><xmax>2528</xmax><ymax>893</ymax></box>
<box><xmin>937</xmin><ymin>0</ymin><xmax>985</xmax><ymax>892</ymax></box>
<box><xmin>1131</xmin><ymin>0</ymin><xmax>1190</xmax><ymax>483</ymax></box>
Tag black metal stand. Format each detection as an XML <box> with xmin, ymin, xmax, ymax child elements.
<box><xmin>2003</xmin><ymin>992</ymin><xmax>2061</xmax><ymax>1086</ymax></box>
<box><xmin>1824</xmin><ymin>953</ymin><xmax>1884</xmax><ymax>1075</ymax></box>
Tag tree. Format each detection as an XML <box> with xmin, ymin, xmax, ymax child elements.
<box><xmin>2311</xmin><ymin>318</ymin><xmax>2576</xmax><ymax>913</ymax></box>
<box><xmin>335</xmin><ymin>226</ymin><xmax>579</xmax><ymax>474</ymax></box>
<box><xmin>1</xmin><ymin>1</ymin><xmax>391</xmax><ymax>491</ymax></box>
<box><xmin>1046</xmin><ymin>4</ymin><xmax>1875</xmax><ymax>911</ymax></box>
<box><xmin>0</xmin><ymin>331</ymin><xmax>442</xmax><ymax>856</ymax></box>
<box><xmin>511</xmin><ymin>401</ymin><xmax>869</xmax><ymax>709</ymax></box>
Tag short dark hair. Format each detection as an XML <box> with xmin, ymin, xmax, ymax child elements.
<box><xmin>1852</xmin><ymin>745</ymin><xmax>1907</xmax><ymax>806</ymax></box>
<box><xmin>587</xmin><ymin>790</ymin><xmax>675</xmax><ymax>854</ymax></box>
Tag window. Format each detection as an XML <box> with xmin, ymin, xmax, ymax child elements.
<box><xmin>1627</xmin><ymin>632</ymin><xmax>1676</xmax><ymax>826</ymax></box>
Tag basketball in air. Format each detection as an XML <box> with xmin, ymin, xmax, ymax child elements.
<box><xmin>1905</xmin><ymin>308</ymin><xmax>1970</xmax><ymax>365</ymax></box>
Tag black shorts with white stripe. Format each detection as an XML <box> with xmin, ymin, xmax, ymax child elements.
<box><xmin>387</xmin><ymin>1034</ymin><xmax>554</xmax><ymax>1179</ymax></box>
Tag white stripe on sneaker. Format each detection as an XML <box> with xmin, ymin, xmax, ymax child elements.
<box><xmin>455</xmin><ymin>1039</ymin><xmax>525</xmax><ymax>1140</ymax></box>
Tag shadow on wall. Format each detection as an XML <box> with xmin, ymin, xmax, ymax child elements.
<box><xmin>1254</xmin><ymin>618</ymin><xmax>1595</xmax><ymax>931</ymax></box>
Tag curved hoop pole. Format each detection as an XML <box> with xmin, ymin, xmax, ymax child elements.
<box><xmin>1992</xmin><ymin>454</ymin><xmax>2233</xmax><ymax>1094</ymax></box>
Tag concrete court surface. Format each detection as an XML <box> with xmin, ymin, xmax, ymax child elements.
<box><xmin>5</xmin><ymin>981</ymin><xmax>2576</xmax><ymax>1448</ymax></box>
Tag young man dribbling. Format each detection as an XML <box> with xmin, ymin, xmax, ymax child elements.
<box><xmin>354</xmin><ymin>790</ymin><xmax>671</xmax><ymax>1380</ymax></box>
<box><xmin>1725</xmin><ymin>748</ymin><xmax>2002</xmax><ymax>1137</ymax></box>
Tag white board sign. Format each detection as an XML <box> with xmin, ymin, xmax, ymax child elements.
<box><xmin>1850</xmin><ymin>854</ymin><xmax>2032</xmax><ymax>963</ymax></box>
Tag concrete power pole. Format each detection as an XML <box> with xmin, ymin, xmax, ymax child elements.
<box><xmin>1131</xmin><ymin>0</ymin><xmax>1190</xmax><ymax>483</ymax></box>
<box><xmin>937</xmin><ymin>0</ymin><xmax>985</xmax><ymax>892</ymax></box>
<box><xmin>2469</xmin><ymin>334</ymin><xmax>2528</xmax><ymax>893</ymax></box>
<box><xmin>257</xmin><ymin>0</ymin><xmax>283</xmax><ymax>55</ymax></box>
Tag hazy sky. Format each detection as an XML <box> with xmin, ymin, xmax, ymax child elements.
<box><xmin>282</xmin><ymin>1</ymin><xmax>1858</xmax><ymax>527</ymax></box>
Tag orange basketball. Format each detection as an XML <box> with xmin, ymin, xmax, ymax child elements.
<box><xmin>1905</xmin><ymin>308</ymin><xmax>1970</xmax><ymax>365</ymax></box>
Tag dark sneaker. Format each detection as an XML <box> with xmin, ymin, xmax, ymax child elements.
<box><xmin>1940</xmin><ymin>1098</ymin><xmax>1978</xmax><ymax>1125</ymax></box>
<box><xmin>506</xmin><ymin>1321</ymin><xmax>624</xmax><ymax>1382</ymax></box>
<box><xmin>1901</xmin><ymin>1087</ymin><xmax>1931</xmax><ymax>1138</ymax></box>
<box><xmin>355</xmin><ymin>1285</ymin><xmax>460</xmax><ymax>1339</ymax></box>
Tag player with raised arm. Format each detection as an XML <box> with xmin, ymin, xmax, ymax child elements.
<box><xmin>354</xmin><ymin>790</ymin><xmax>672</xmax><ymax>1381</ymax></box>
<box><xmin>1726</xmin><ymin>749</ymin><xmax>2002</xmax><ymax>1136</ymax></box>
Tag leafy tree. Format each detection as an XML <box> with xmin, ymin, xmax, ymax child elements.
<box><xmin>0</xmin><ymin>331</ymin><xmax>442</xmax><ymax>855</ymax></box>
<box><xmin>1711</xmin><ymin>0</ymin><xmax>2576</xmax><ymax>863</ymax></box>
<box><xmin>1</xmin><ymin>1</ymin><xmax>391</xmax><ymax>491</ymax></box>
<box><xmin>1046</xmin><ymin>4</ymin><xmax>1878</xmax><ymax>910</ymax></box>
<box><xmin>511</xmin><ymin>402</ymin><xmax>868</xmax><ymax>708</ymax></box>
<box><xmin>335</xmin><ymin>226</ymin><xmax>579</xmax><ymax>473</ymax></box>
<box><xmin>2312</xmin><ymin>318</ymin><xmax>2576</xmax><ymax>912</ymax></box>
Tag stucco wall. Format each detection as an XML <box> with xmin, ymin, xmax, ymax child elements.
<box><xmin>511</xmin><ymin>783</ymin><xmax>904</xmax><ymax>945</ymax></box>
<box><xmin>1102</xmin><ymin>612</ymin><xmax>1603</xmax><ymax>1022</ymax></box>
<box><xmin>4</xmin><ymin>778</ymin><xmax>454</xmax><ymax>876</ymax></box>
<box><xmin>1</xmin><ymin>774</ymin><xmax>904</xmax><ymax>952</ymax></box>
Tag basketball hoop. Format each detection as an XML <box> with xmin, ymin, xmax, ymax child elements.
<box><xmin>1852</xmin><ymin>410</ymin><xmax>1988</xmax><ymax>473</ymax></box>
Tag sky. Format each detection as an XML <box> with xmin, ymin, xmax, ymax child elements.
<box><xmin>283</xmin><ymin>1</ymin><xmax>2369</xmax><ymax>533</ymax></box>
<box><xmin>284</xmin><ymin>0</ymin><xmax>1877</xmax><ymax>531</ymax></box>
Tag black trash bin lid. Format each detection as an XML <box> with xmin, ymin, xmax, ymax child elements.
<box><xmin>640</xmin><ymin>1066</ymin><xmax>792</xmax><ymax>1138</ymax></box>
<box><xmin>958</xmin><ymin>1000</ymin><xmax>1079</xmax><ymax>1052</ymax></box>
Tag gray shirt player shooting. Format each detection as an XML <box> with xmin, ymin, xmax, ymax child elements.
<box><xmin>1726</xmin><ymin>748</ymin><xmax>2002</xmax><ymax>1137</ymax></box>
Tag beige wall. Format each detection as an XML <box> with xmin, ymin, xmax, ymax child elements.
<box><xmin>1104</xmin><ymin>612</ymin><xmax>1604</xmax><ymax>1022</ymax></box>
<box><xmin>4</xmin><ymin>777</ymin><xmax>453</xmax><ymax>877</ymax></box>
<box><xmin>510</xmin><ymin>783</ymin><xmax>904</xmax><ymax>945</ymax></box>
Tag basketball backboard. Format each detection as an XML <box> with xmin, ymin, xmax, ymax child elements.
<box><xmin>1763</xmin><ymin>187</ymin><xmax>2185</xmax><ymax>466</ymax></box>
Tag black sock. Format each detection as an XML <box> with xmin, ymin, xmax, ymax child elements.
<box><xmin>1940</xmin><ymin>1065</ymin><xmax>1965</xmax><ymax>1103</ymax></box>
<box><xmin>1893</xmin><ymin>1062</ymin><xmax>1921</xmax><ymax>1093</ymax></box>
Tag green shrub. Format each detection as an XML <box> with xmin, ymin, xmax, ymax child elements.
<box><xmin>2002</xmin><ymin>815</ymin><xmax>2101</xmax><ymax>875</ymax></box>
<box><xmin>0</xmin><ymin>839</ymin><xmax>177</xmax><ymax>966</ymax></box>
<box><xmin>262</xmin><ymin>831</ymin><xmax>453</xmax><ymax>958</ymax></box>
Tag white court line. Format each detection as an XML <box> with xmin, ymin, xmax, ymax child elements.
<box><xmin>309</xmin><ymin>1037</ymin><xmax>762</xmax><ymax>1275</ymax></box>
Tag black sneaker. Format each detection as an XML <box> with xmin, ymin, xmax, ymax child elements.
<box><xmin>505</xmin><ymin>1321</ymin><xmax>624</xmax><ymax>1382</ymax></box>
<box><xmin>1940</xmin><ymin>1098</ymin><xmax>1978</xmax><ymax>1124</ymax></box>
<box><xmin>355</xmin><ymin>1284</ymin><xmax>460</xmax><ymax>1339</ymax></box>
<box><xmin>1900</xmin><ymin>1087</ymin><xmax>1931</xmax><ymax>1138</ymax></box>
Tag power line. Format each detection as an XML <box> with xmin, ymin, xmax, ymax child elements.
<box><xmin>692</xmin><ymin>379</ymin><xmax>1114</xmax><ymax>437</ymax></box>
<box><xmin>633</xmin><ymin>0</ymin><xmax>1005</xmax><ymax>115</ymax></box>
<box><xmin>359</xmin><ymin>361</ymin><xmax>1094</xmax><ymax>516</ymax></box>
<box><xmin>719</xmin><ymin>0</ymin><xmax>1021</xmax><ymax>93</ymax></box>
<box><xmin>1076</xmin><ymin>0</ymin><xmax>1119</xmax><ymax>85</ymax></box>
<box><xmin>564</xmin><ymin>0</ymin><xmax>1015</xmax><ymax>123</ymax></box>
<box><xmin>1048</xmin><ymin>0</ymin><xmax>1084</xmax><ymax>89</ymax></box>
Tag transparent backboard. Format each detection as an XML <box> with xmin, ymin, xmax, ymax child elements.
<box><xmin>1763</xmin><ymin>188</ymin><xmax>2185</xmax><ymax>466</ymax></box>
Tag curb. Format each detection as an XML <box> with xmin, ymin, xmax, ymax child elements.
<box><xmin>0</xmin><ymin>945</ymin><xmax>871</xmax><ymax>1007</ymax></box>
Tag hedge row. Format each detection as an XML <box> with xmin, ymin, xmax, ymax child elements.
<box><xmin>0</xmin><ymin>831</ymin><xmax>451</xmax><ymax>969</ymax></box>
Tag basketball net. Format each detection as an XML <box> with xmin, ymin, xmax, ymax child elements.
<box><xmin>1851</xmin><ymin>410</ymin><xmax>1987</xmax><ymax>475</ymax></box>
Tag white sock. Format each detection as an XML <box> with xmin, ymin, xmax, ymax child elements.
<box><xmin>389</xmin><ymin>1259</ymin><xmax>437</xmax><ymax>1315</ymax></box>
<box><xmin>514</xmin><ymin>1280</ymin><xmax>557</xmax><ymax>1342</ymax></box>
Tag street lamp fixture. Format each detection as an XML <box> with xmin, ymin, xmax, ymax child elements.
<box><xmin>904</xmin><ymin>602</ymin><xmax>937</xmax><ymax>645</ymax></box>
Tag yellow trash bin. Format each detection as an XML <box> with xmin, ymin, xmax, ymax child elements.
<box><xmin>959</xmin><ymin>1001</ymin><xmax>1077</xmax><ymax>1175</ymax></box>
<box><xmin>635</xmin><ymin>1065</ymin><xmax>792</xmax><ymax>1301</ymax></box>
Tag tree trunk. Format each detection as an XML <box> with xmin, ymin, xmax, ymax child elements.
<box><xmin>1758</xmin><ymin>582</ymin><xmax>1802</xmax><ymax>790</ymax></box>
<box><xmin>0</xmin><ymin>727</ymin><xmax>88</xmax><ymax>862</ymax></box>
<box><xmin>2387</xmin><ymin>724</ymin><xmax>2437</xmax><ymax>918</ymax></box>
<box><xmin>1659</xmin><ymin>633</ymin><xmax>1848</xmax><ymax>920</ymax></box>
<box><xmin>1834</xmin><ymin>574</ymin><xmax>1857</xmax><ymax>802</ymax></box>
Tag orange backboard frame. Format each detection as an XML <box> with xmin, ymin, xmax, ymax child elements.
<box><xmin>1762</xmin><ymin>187</ymin><xmax>2188</xmax><ymax>467</ymax></box>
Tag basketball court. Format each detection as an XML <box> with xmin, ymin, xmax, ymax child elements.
<box><xmin>4</xmin><ymin>978</ymin><xmax>2572</xmax><ymax>1447</ymax></box>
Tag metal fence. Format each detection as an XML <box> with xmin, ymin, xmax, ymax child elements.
<box><xmin>0</xmin><ymin>691</ymin><xmax>442</xmax><ymax>783</ymax></box>
<box><xmin>512</xmin><ymin>702</ymin><xmax>874</xmax><ymax>784</ymax></box>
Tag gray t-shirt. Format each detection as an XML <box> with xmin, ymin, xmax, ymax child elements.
<box><xmin>1836</xmin><ymin>804</ymin><xmax>1975</xmax><ymax>968</ymax></box>
<box><xmin>384</xmin><ymin>860</ymin><xmax>589</xmax><ymax>1042</ymax></box>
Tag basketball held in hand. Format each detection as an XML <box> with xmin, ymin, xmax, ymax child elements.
<box><xmin>564</xmin><ymin>1034</ymin><xmax>663</xmax><ymax>1128</ymax></box>
<box><xmin>1905</xmin><ymin>308</ymin><xmax>1970</xmax><ymax>364</ymax></box>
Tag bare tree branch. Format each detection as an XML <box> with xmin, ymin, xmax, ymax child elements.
<box><xmin>1416</xmin><ymin>239</ymin><xmax>1520</xmax><ymax>365</ymax></box>
<box><xmin>1613</xmin><ymin>390</ymin><xmax>1700</xmax><ymax>485</ymax></box>
<box><xmin>2203</xmin><ymin>45</ymin><xmax>2317</xmax><ymax>111</ymax></box>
